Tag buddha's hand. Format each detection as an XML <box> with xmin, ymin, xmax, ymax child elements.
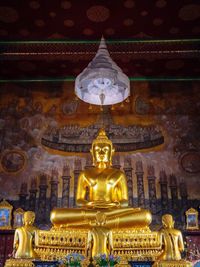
<box><xmin>132</xmin><ymin>207</ymin><xmax>141</xmax><ymax>212</ymax></box>
<box><xmin>85</xmin><ymin>202</ymin><xmax>96</xmax><ymax>209</ymax></box>
<box><xmin>119</xmin><ymin>199</ymin><xmax>129</xmax><ymax>207</ymax></box>
<box><xmin>86</xmin><ymin>200</ymin><xmax>120</xmax><ymax>209</ymax></box>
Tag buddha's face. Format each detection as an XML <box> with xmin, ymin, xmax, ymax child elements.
<box><xmin>92</xmin><ymin>142</ymin><xmax>112</xmax><ymax>164</ymax></box>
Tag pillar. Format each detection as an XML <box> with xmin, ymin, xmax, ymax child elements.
<box><xmin>84</xmin><ymin>156</ymin><xmax>93</xmax><ymax>202</ymax></box>
<box><xmin>85</xmin><ymin>156</ymin><xmax>93</xmax><ymax>170</ymax></box>
<box><xmin>37</xmin><ymin>174</ymin><xmax>48</xmax><ymax>224</ymax></box>
<box><xmin>50</xmin><ymin>168</ymin><xmax>59</xmax><ymax>211</ymax></box>
<box><xmin>180</xmin><ymin>179</ymin><xmax>188</xmax><ymax>222</ymax></box>
<box><xmin>29</xmin><ymin>177</ymin><xmax>37</xmax><ymax>211</ymax></box>
<box><xmin>159</xmin><ymin>170</ymin><xmax>169</xmax><ymax>213</ymax></box>
<box><xmin>19</xmin><ymin>182</ymin><xmax>28</xmax><ymax>210</ymax></box>
<box><xmin>147</xmin><ymin>165</ymin><xmax>157</xmax><ymax>214</ymax></box>
<box><xmin>112</xmin><ymin>154</ymin><xmax>121</xmax><ymax>169</ymax></box>
<box><xmin>169</xmin><ymin>174</ymin><xmax>179</xmax><ymax>211</ymax></box>
<box><xmin>61</xmin><ymin>165</ymin><xmax>71</xmax><ymax>207</ymax></box>
<box><xmin>73</xmin><ymin>158</ymin><xmax>82</xmax><ymax>207</ymax></box>
<box><xmin>135</xmin><ymin>161</ymin><xmax>145</xmax><ymax>208</ymax></box>
<box><xmin>123</xmin><ymin>157</ymin><xmax>133</xmax><ymax>206</ymax></box>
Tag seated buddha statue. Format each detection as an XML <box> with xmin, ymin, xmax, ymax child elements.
<box><xmin>87</xmin><ymin>212</ymin><xmax>113</xmax><ymax>257</ymax></box>
<box><xmin>158</xmin><ymin>214</ymin><xmax>184</xmax><ymax>261</ymax></box>
<box><xmin>50</xmin><ymin>129</ymin><xmax>152</xmax><ymax>229</ymax></box>
<box><xmin>13</xmin><ymin>211</ymin><xmax>39</xmax><ymax>259</ymax></box>
<box><xmin>153</xmin><ymin>214</ymin><xmax>192</xmax><ymax>267</ymax></box>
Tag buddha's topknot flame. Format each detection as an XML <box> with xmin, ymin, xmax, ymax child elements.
<box><xmin>93</xmin><ymin>128</ymin><xmax>111</xmax><ymax>144</ymax></box>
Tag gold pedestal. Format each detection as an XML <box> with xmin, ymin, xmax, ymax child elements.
<box><xmin>35</xmin><ymin>228</ymin><xmax>88</xmax><ymax>260</ymax></box>
<box><xmin>4</xmin><ymin>258</ymin><xmax>34</xmax><ymax>267</ymax></box>
<box><xmin>35</xmin><ymin>227</ymin><xmax>162</xmax><ymax>262</ymax></box>
<box><xmin>153</xmin><ymin>260</ymin><xmax>192</xmax><ymax>267</ymax></box>
<box><xmin>113</xmin><ymin>228</ymin><xmax>161</xmax><ymax>261</ymax></box>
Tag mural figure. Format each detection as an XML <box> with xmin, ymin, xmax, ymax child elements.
<box><xmin>62</xmin><ymin>100</ymin><xmax>79</xmax><ymax>115</ymax></box>
<box><xmin>1</xmin><ymin>150</ymin><xmax>26</xmax><ymax>174</ymax></box>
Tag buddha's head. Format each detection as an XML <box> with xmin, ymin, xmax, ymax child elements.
<box><xmin>162</xmin><ymin>214</ymin><xmax>174</xmax><ymax>229</ymax></box>
<box><xmin>23</xmin><ymin>211</ymin><xmax>35</xmax><ymax>226</ymax></box>
<box><xmin>91</xmin><ymin>129</ymin><xmax>115</xmax><ymax>166</ymax></box>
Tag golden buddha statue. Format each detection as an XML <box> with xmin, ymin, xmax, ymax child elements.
<box><xmin>87</xmin><ymin>212</ymin><xmax>113</xmax><ymax>258</ymax></box>
<box><xmin>51</xmin><ymin>129</ymin><xmax>152</xmax><ymax>229</ymax></box>
<box><xmin>153</xmin><ymin>214</ymin><xmax>192</xmax><ymax>267</ymax></box>
<box><xmin>13</xmin><ymin>211</ymin><xmax>39</xmax><ymax>259</ymax></box>
<box><xmin>158</xmin><ymin>214</ymin><xmax>184</xmax><ymax>261</ymax></box>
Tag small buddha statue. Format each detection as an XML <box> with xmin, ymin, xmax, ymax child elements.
<box><xmin>153</xmin><ymin>214</ymin><xmax>192</xmax><ymax>267</ymax></box>
<box><xmin>87</xmin><ymin>212</ymin><xmax>113</xmax><ymax>258</ymax></box>
<box><xmin>13</xmin><ymin>211</ymin><xmax>39</xmax><ymax>259</ymax></box>
<box><xmin>158</xmin><ymin>214</ymin><xmax>184</xmax><ymax>261</ymax></box>
<box><xmin>50</xmin><ymin>129</ymin><xmax>152</xmax><ymax>229</ymax></box>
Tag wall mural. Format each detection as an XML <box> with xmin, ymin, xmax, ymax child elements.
<box><xmin>0</xmin><ymin>81</ymin><xmax>199</xmax><ymax>229</ymax></box>
<box><xmin>41</xmin><ymin>112</ymin><xmax>164</xmax><ymax>153</ymax></box>
<box><xmin>0</xmin><ymin>150</ymin><xmax>26</xmax><ymax>174</ymax></box>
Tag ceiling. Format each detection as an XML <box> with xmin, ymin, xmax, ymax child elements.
<box><xmin>0</xmin><ymin>0</ymin><xmax>200</xmax><ymax>80</ymax></box>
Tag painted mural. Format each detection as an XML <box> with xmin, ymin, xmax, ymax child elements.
<box><xmin>0</xmin><ymin>81</ymin><xmax>199</xmax><ymax>228</ymax></box>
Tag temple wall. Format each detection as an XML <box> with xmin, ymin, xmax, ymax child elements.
<box><xmin>0</xmin><ymin>81</ymin><xmax>199</xmax><ymax>228</ymax></box>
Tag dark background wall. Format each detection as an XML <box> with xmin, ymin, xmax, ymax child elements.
<box><xmin>0</xmin><ymin>80</ymin><xmax>199</xmax><ymax>229</ymax></box>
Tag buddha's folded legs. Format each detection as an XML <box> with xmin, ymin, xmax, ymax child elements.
<box><xmin>50</xmin><ymin>208</ymin><xmax>97</xmax><ymax>227</ymax></box>
<box><xmin>50</xmin><ymin>207</ymin><xmax>152</xmax><ymax>229</ymax></box>
<box><xmin>105</xmin><ymin>208</ymin><xmax>152</xmax><ymax>228</ymax></box>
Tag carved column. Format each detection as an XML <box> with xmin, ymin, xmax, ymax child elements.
<box><xmin>85</xmin><ymin>156</ymin><xmax>93</xmax><ymax>170</ymax></box>
<box><xmin>29</xmin><ymin>177</ymin><xmax>37</xmax><ymax>211</ymax></box>
<box><xmin>19</xmin><ymin>182</ymin><xmax>28</xmax><ymax>210</ymax></box>
<box><xmin>0</xmin><ymin>129</ymin><xmax>5</xmax><ymax>152</ymax></box>
<box><xmin>113</xmin><ymin>154</ymin><xmax>121</xmax><ymax>169</ymax></box>
<box><xmin>61</xmin><ymin>165</ymin><xmax>71</xmax><ymax>207</ymax></box>
<box><xmin>147</xmin><ymin>165</ymin><xmax>157</xmax><ymax>214</ymax></box>
<box><xmin>50</xmin><ymin>169</ymin><xmax>59</xmax><ymax>211</ymax></box>
<box><xmin>84</xmin><ymin>156</ymin><xmax>93</xmax><ymax>202</ymax></box>
<box><xmin>73</xmin><ymin>158</ymin><xmax>82</xmax><ymax>207</ymax></box>
<box><xmin>159</xmin><ymin>170</ymin><xmax>169</xmax><ymax>213</ymax></box>
<box><xmin>169</xmin><ymin>174</ymin><xmax>179</xmax><ymax>211</ymax></box>
<box><xmin>135</xmin><ymin>161</ymin><xmax>145</xmax><ymax>208</ymax></box>
<box><xmin>124</xmin><ymin>157</ymin><xmax>133</xmax><ymax>206</ymax></box>
<box><xmin>180</xmin><ymin>179</ymin><xmax>188</xmax><ymax>222</ymax></box>
<box><xmin>37</xmin><ymin>174</ymin><xmax>48</xmax><ymax>224</ymax></box>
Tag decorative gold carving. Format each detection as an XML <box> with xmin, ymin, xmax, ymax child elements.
<box><xmin>153</xmin><ymin>260</ymin><xmax>192</xmax><ymax>267</ymax></box>
<box><xmin>113</xmin><ymin>229</ymin><xmax>161</xmax><ymax>261</ymax></box>
<box><xmin>0</xmin><ymin>199</ymin><xmax>13</xmax><ymax>230</ymax></box>
<box><xmin>4</xmin><ymin>258</ymin><xmax>34</xmax><ymax>267</ymax></box>
<box><xmin>35</xmin><ymin>228</ymin><xmax>88</xmax><ymax>260</ymax></box>
<box><xmin>34</xmin><ymin>227</ymin><xmax>162</xmax><ymax>261</ymax></box>
<box><xmin>186</xmin><ymin>208</ymin><xmax>199</xmax><ymax>230</ymax></box>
